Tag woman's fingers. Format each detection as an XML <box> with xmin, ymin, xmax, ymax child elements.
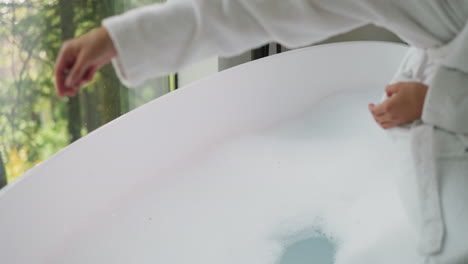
<box><xmin>55</xmin><ymin>42</ymin><xmax>95</xmax><ymax>97</ymax></box>
<box><xmin>374</xmin><ymin>112</ymin><xmax>395</xmax><ymax>123</ymax></box>
<box><xmin>65</xmin><ymin>55</ymin><xmax>88</xmax><ymax>90</ymax></box>
<box><xmin>82</xmin><ymin>65</ymin><xmax>99</xmax><ymax>83</ymax></box>
<box><xmin>54</xmin><ymin>41</ymin><xmax>90</xmax><ymax>98</ymax></box>
<box><xmin>55</xmin><ymin>42</ymin><xmax>78</xmax><ymax>98</ymax></box>
<box><xmin>385</xmin><ymin>83</ymin><xmax>401</xmax><ymax>97</ymax></box>
<box><xmin>368</xmin><ymin>101</ymin><xmax>390</xmax><ymax>117</ymax></box>
<box><xmin>380</xmin><ymin>121</ymin><xmax>396</xmax><ymax>129</ymax></box>
<box><xmin>54</xmin><ymin>27</ymin><xmax>117</xmax><ymax>98</ymax></box>
<box><xmin>368</xmin><ymin>101</ymin><xmax>401</xmax><ymax>129</ymax></box>
<box><xmin>369</xmin><ymin>82</ymin><xmax>429</xmax><ymax>129</ymax></box>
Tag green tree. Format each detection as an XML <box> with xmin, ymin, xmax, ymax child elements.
<box><xmin>58</xmin><ymin>0</ymin><xmax>82</xmax><ymax>143</ymax></box>
<box><xmin>94</xmin><ymin>0</ymin><xmax>128</xmax><ymax>124</ymax></box>
<box><xmin>0</xmin><ymin>153</ymin><xmax>7</xmax><ymax>188</ymax></box>
<box><xmin>0</xmin><ymin>0</ymin><xmax>169</xmax><ymax>186</ymax></box>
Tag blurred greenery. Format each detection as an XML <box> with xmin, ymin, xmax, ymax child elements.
<box><xmin>0</xmin><ymin>0</ymin><xmax>172</xmax><ymax>188</ymax></box>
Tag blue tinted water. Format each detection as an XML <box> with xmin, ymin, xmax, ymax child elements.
<box><xmin>279</xmin><ymin>235</ymin><xmax>336</xmax><ymax>264</ymax></box>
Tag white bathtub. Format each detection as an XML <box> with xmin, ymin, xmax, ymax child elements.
<box><xmin>0</xmin><ymin>42</ymin><xmax>414</xmax><ymax>264</ymax></box>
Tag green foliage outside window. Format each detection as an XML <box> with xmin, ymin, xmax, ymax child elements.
<box><xmin>0</xmin><ymin>0</ymin><xmax>171</xmax><ymax>188</ymax></box>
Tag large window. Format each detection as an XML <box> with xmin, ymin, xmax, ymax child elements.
<box><xmin>0</xmin><ymin>0</ymin><xmax>174</xmax><ymax>188</ymax></box>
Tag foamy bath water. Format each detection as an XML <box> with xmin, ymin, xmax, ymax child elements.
<box><xmin>47</xmin><ymin>91</ymin><xmax>420</xmax><ymax>264</ymax></box>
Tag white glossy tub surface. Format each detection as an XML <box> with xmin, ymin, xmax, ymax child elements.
<box><xmin>0</xmin><ymin>42</ymin><xmax>415</xmax><ymax>264</ymax></box>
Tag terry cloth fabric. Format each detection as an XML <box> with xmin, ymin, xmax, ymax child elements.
<box><xmin>388</xmin><ymin>44</ymin><xmax>468</xmax><ymax>262</ymax></box>
<box><xmin>411</xmin><ymin>125</ymin><xmax>444</xmax><ymax>256</ymax></box>
<box><xmin>424</xmin><ymin>20</ymin><xmax>468</xmax><ymax>134</ymax></box>
<box><xmin>385</xmin><ymin>47</ymin><xmax>445</xmax><ymax>256</ymax></box>
<box><xmin>103</xmin><ymin>0</ymin><xmax>467</xmax><ymax>90</ymax></box>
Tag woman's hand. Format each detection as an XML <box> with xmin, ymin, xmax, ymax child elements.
<box><xmin>369</xmin><ymin>82</ymin><xmax>428</xmax><ymax>129</ymax></box>
<box><xmin>54</xmin><ymin>27</ymin><xmax>117</xmax><ymax>97</ymax></box>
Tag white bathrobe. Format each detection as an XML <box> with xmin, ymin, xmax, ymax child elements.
<box><xmin>102</xmin><ymin>0</ymin><xmax>468</xmax><ymax>262</ymax></box>
<box><xmin>388</xmin><ymin>48</ymin><xmax>468</xmax><ymax>264</ymax></box>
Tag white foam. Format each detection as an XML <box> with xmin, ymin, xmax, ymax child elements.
<box><xmin>48</xmin><ymin>91</ymin><xmax>420</xmax><ymax>264</ymax></box>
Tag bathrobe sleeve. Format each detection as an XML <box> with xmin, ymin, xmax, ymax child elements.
<box><xmin>102</xmin><ymin>0</ymin><xmax>379</xmax><ymax>87</ymax></box>
<box><xmin>422</xmin><ymin>22</ymin><xmax>468</xmax><ymax>134</ymax></box>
